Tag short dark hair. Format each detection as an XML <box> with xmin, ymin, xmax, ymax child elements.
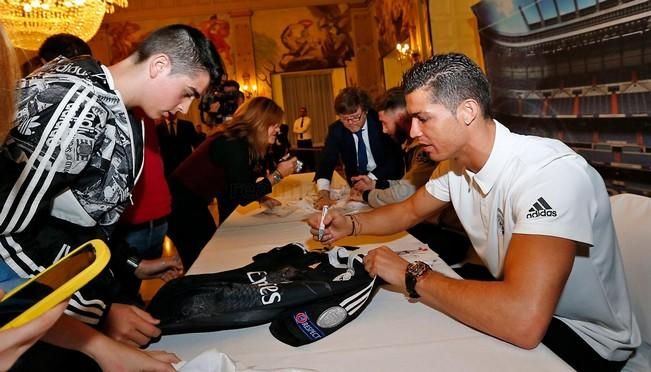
<box><xmin>222</xmin><ymin>80</ymin><xmax>240</xmax><ymax>90</ymax></box>
<box><xmin>402</xmin><ymin>53</ymin><xmax>492</xmax><ymax>118</ymax></box>
<box><xmin>135</xmin><ymin>24</ymin><xmax>224</xmax><ymax>87</ymax></box>
<box><xmin>334</xmin><ymin>87</ymin><xmax>372</xmax><ymax>115</ymax></box>
<box><xmin>38</xmin><ymin>34</ymin><xmax>92</xmax><ymax>62</ymax></box>
<box><xmin>376</xmin><ymin>87</ymin><xmax>406</xmax><ymax>112</ymax></box>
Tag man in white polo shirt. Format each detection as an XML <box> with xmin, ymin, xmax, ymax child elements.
<box><xmin>308</xmin><ymin>53</ymin><xmax>640</xmax><ymax>371</ymax></box>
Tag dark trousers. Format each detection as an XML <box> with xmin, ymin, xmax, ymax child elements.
<box><xmin>297</xmin><ymin>139</ymin><xmax>312</xmax><ymax>148</ymax></box>
<box><xmin>408</xmin><ymin>222</ymin><xmax>470</xmax><ymax>265</ymax></box>
<box><xmin>112</xmin><ymin>219</ymin><xmax>168</xmax><ymax>306</ymax></box>
<box><xmin>167</xmin><ymin>182</ymin><xmax>217</xmax><ymax>269</ymax></box>
<box><xmin>543</xmin><ymin>317</ymin><xmax>627</xmax><ymax>372</ymax></box>
<box><xmin>296</xmin><ymin>139</ymin><xmax>314</xmax><ymax>171</ymax></box>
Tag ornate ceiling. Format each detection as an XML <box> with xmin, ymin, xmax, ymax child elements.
<box><xmin>106</xmin><ymin>0</ymin><xmax>367</xmax><ymax>21</ymax></box>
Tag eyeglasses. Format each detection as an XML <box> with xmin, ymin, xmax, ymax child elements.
<box><xmin>339</xmin><ymin>111</ymin><xmax>365</xmax><ymax>123</ymax></box>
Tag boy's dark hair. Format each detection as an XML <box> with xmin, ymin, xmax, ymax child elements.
<box><xmin>38</xmin><ymin>33</ymin><xmax>92</xmax><ymax>62</ymax></box>
<box><xmin>376</xmin><ymin>87</ymin><xmax>406</xmax><ymax>112</ymax></box>
<box><xmin>334</xmin><ymin>87</ymin><xmax>372</xmax><ymax>115</ymax></box>
<box><xmin>222</xmin><ymin>80</ymin><xmax>240</xmax><ymax>90</ymax></box>
<box><xmin>402</xmin><ymin>53</ymin><xmax>492</xmax><ymax>118</ymax></box>
<box><xmin>135</xmin><ymin>24</ymin><xmax>224</xmax><ymax>86</ymax></box>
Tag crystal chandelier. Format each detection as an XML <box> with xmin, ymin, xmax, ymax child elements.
<box><xmin>0</xmin><ymin>0</ymin><xmax>128</xmax><ymax>50</ymax></box>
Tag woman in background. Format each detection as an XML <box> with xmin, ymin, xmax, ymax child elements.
<box><xmin>168</xmin><ymin>97</ymin><xmax>298</xmax><ymax>268</ymax></box>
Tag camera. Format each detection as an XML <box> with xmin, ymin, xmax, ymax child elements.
<box><xmin>200</xmin><ymin>80</ymin><xmax>244</xmax><ymax>126</ymax></box>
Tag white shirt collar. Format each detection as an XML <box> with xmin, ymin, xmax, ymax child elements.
<box><xmin>469</xmin><ymin>120</ymin><xmax>512</xmax><ymax>195</ymax></box>
<box><xmin>100</xmin><ymin>64</ymin><xmax>115</xmax><ymax>90</ymax></box>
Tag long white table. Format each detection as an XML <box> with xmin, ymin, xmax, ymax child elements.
<box><xmin>151</xmin><ymin>173</ymin><xmax>572</xmax><ymax>371</ymax></box>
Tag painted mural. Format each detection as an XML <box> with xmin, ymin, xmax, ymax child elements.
<box><xmin>375</xmin><ymin>0</ymin><xmax>413</xmax><ymax>57</ymax></box>
<box><xmin>106</xmin><ymin>21</ymin><xmax>143</xmax><ymax>64</ymax></box>
<box><xmin>104</xmin><ymin>15</ymin><xmax>235</xmax><ymax>76</ymax></box>
<box><xmin>252</xmin><ymin>5</ymin><xmax>354</xmax><ymax>91</ymax></box>
<box><xmin>196</xmin><ymin>15</ymin><xmax>233</xmax><ymax>66</ymax></box>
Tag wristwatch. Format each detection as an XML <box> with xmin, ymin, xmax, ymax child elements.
<box><xmin>405</xmin><ymin>261</ymin><xmax>430</xmax><ymax>299</ymax></box>
<box><xmin>272</xmin><ymin>170</ymin><xmax>283</xmax><ymax>184</ymax></box>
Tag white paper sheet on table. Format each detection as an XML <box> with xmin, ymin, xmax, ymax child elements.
<box><xmin>176</xmin><ymin>349</ymin><xmax>317</xmax><ymax>372</ymax></box>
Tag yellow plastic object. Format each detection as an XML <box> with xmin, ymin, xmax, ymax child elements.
<box><xmin>0</xmin><ymin>239</ymin><xmax>110</xmax><ymax>330</ymax></box>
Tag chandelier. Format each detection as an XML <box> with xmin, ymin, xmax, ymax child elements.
<box><xmin>396</xmin><ymin>43</ymin><xmax>410</xmax><ymax>62</ymax></box>
<box><xmin>0</xmin><ymin>0</ymin><xmax>128</xmax><ymax>50</ymax></box>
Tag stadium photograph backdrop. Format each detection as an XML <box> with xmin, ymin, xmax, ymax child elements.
<box><xmin>471</xmin><ymin>0</ymin><xmax>651</xmax><ymax>196</ymax></box>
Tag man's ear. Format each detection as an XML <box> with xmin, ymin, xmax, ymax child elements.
<box><xmin>149</xmin><ymin>53</ymin><xmax>171</xmax><ymax>79</ymax></box>
<box><xmin>459</xmin><ymin>99</ymin><xmax>479</xmax><ymax>126</ymax></box>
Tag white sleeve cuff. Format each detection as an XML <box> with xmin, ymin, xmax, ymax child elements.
<box><xmin>316</xmin><ymin>178</ymin><xmax>331</xmax><ymax>191</ymax></box>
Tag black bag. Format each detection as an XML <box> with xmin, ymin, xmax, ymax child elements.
<box><xmin>147</xmin><ymin>243</ymin><xmax>379</xmax><ymax>346</ymax></box>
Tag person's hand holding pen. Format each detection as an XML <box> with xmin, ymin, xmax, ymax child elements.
<box><xmin>317</xmin><ymin>206</ymin><xmax>329</xmax><ymax>242</ymax></box>
<box><xmin>307</xmin><ymin>208</ymin><xmax>354</xmax><ymax>246</ymax></box>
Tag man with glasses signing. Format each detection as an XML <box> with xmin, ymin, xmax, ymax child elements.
<box><xmin>314</xmin><ymin>87</ymin><xmax>404</xmax><ymax>209</ymax></box>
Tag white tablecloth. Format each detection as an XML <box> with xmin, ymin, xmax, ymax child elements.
<box><xmin>151</xmin><ymin>173</ymin><xmax>571</xmax><ymax>371</ymax></box>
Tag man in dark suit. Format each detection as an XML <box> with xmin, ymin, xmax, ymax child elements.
<box><xmin>157</xmin><ymin>113</ymin><xmax>206</xmax><ymax>176</ymax></box>
<box><xmin>314</xmin><ymin>87</ymin><xmax>404</xmax><ymax>209</ymax></box>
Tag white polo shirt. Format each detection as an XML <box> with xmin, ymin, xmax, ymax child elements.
<box><xmin>425</xmin><ymin>121</ymin><xmax>641</xmax><ymax>361</ymax></box>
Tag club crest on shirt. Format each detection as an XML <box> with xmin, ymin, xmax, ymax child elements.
<box><xmin>317</xmin><ymin>306</ymin><xmax>347</xmax><ymax>328</ymax></box>
<box><xmin>497</xmin><ymin>207</ymin><xmax>504</xmax><ymax>235</ymax></box>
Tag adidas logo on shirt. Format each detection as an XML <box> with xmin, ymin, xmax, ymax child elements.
<box><xmin>526</xmin><ymin>197</ymin><xmax>557</xmax><ymax>219</ymax></box>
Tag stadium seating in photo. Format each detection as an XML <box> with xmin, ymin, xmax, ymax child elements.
<box><xmin>598</xmin><ymin>129</ymin><xmax>638</xmax><ymax>145</ymax></box>
<box><xmin>619</xmin><ymin>92</ymin><xmax>651</xmax><ymax>115</ymax></box>
<box><xmin>580</xmin><ymin>95</ymin><xmax>611</xmax><ymax>116</ymax></box>
<box><xmin>548</xmin><ymin>97</ymin><xmax>574</xmax><ymax>116</ymax></box>
<box><xmin>621</xmin><ymin>152</ymin><xmax>651</xmax><ymax>169</ymax></box>
<box><xmin>564</xmin><ymin>129</ymin><xmax>594</xmax><ymax>145</ymax></box>
<box><xmin>522</xmin><ymin>99</ymin><xmax>543</xmax><ymax>116</ymax></box>
<box><xmin>493</xmin><ymin>97</ymin><xmax>519</xmax><ymax>115</ymax></box>
<box><xmin>576</xmin><ymin>148</ymin><xmax>614</xmax><ymax>165</ymax></box>
<box><xmin>644</xmin><ymin>133</ymin><xmax>651</xmax><ymax>149</ymax></box>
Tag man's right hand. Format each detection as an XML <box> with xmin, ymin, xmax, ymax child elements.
<box><xmin>307</xmin><ymin>208</ymin><xmax>352</xmax><ymax>245</ymax></box>
<box><xmin>102</xmin><ymin>304</ymin><xmax>161</xmax><ymax>347</ymax></box>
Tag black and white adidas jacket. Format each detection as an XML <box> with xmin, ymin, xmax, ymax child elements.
<box><xmin>0</xmin><ymin>56</ymin><xmax>144</xmax><ymax>325</ymax></box>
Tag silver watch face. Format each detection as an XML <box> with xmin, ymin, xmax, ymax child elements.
<box><xmin>408</xmin><ymin>261</ymin><xmax>429</xmax><ymax>277</ymax></box>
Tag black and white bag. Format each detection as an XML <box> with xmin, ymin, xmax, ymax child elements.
<box><xmin>146</xmin><ymin>243</ymin><xmax>379</xmax><ymax>346</ymax></box>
